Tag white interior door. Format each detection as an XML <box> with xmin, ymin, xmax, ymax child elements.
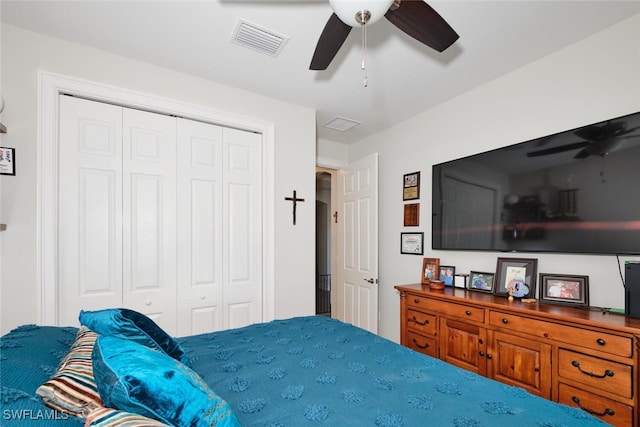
<box><xmin>121</xmin><ymin>107</ymin><xmax>177</xmax><ymax>331</ymax></box>
<box><xmin>57</xmin><ymin>95</ymin><xmax>262</xmax><ymax>334</ymax></box>
<box><xmin>336</xmin><ymin>153</ymin><xmax>379</xmax><ymax>333</ymax></box>
<box><xmin>58</xmin><ymin>95</ymin><xmax>124</xmax><ymax>324</ymax></box>
<box><xmin>176</xmin><ymin>120</ymin><xmax>263</xmax><ymax>335</ymax></box>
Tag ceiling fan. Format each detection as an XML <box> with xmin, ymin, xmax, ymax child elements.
<box><xmin>310</xmin><ymin>0</ymin><xmax>459</xmax><ymax>70</ymax></box>
<box><xmin>526</xmin><ymin>121</ymin><xmax>640</xmax><ymax>159</ymax></box>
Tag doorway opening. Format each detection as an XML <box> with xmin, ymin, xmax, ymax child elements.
<box><xmin>316</xmin><ymin>170</ymin><xmax>333</xmax><ymax>316</ymax></box>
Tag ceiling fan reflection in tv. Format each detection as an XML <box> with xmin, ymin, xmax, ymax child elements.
<box><xmin>526</xmin><ymin>121</ymin><xmax>640</xmax><ymax>159</ymax></box>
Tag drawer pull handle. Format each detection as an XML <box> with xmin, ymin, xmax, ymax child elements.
<box><xmin>596</xmin><ymin>338</ymin><xmax>606</xmax><ymax>346</ymax></box>
<box><xmin>486</xmin><ymin>354</ymin><xmax>492</xmax><ymax>360</ymax></box>
<box><xmin>502</xmin><ymin>318</ymin><xmax>508</xmax><ymax>324</ymax></box>
<box><xmin>414</xmin><ymin>298</ymin><xmax>420</xmax><ymax>304</ymax></box>
<box><xmin>571</xmin><ymin>396</ymin><xmax>615</xmax><ymax>417</ymax></box>
<box><xmin>465</xmin><ymin>310</ymin><xmax>471</xmax><ymax>316</ymax></box>
<box><xmin>571</xmin><ymin>360</ymin><xmax>614</xmax><ymax>379</ymax></box>
<box><xmin>411</xmin><ymin>316</ymin><xmax>430</xmax><ymax>326</ymax></box>
<box><xmin>412</xmin><ymin>338</ymin><xmax>430</xmax><ymax>350</ymax></box>
<box><xmin>479</xmin><ymin>351</ymin><xmax>485</xmax><ymax>357</ymax></box>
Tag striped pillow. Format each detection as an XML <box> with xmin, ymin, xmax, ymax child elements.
<box><xmin>37</xmin><ymin>326</ymin><xmax>104</xmax><ymax>417</ymax></box>
<box><xmin>85</xmin><ymin>407</ymin><xmax>169</xmax><ymax>426</ymax></box>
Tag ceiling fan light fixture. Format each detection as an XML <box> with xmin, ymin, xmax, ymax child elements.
<box><xmin>329</xmin><ymin>0</ymin><xmax>394</xmax><ymax>27</ymax></box>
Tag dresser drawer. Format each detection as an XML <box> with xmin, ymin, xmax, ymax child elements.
<box><xmin>489</xmin><ymin>311</ymin><xmax>632</xmax><ymax>357</ymax></box>
<box><xmin>558</xmin><ymin>349</ymin><xmax>632</xmax><ymax>398</ymax></box>
<box><xmin>406</xmin><ymin>331</ymin><xmax>438</xmax><ymax>358</ymax></box>
<box><xmin>407</xmin><ymin>309</ymin><xmax>437</xmax><ymax>335</ymax></box>
<box><xmin>558</xmin><ymin>383</ymin><xmax>633</xmax><ymax>427</ymax></box>
<box><xmin>408</xmin><ymin>295</ymin><xmax>484</xmax><ymax>323</ymax></box>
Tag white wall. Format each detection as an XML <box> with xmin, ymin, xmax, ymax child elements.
<box><xmin>343</xmin><ymin>15</ymin><xmax>640</xmax><ymax>342</ymax></box>
<box><xmin>0</xmin><ymin>24</ymin><xmax>317</xmax><ymax>334</ymax></box>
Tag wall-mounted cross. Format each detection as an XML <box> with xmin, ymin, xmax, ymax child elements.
<box><xmin>285</xmin><ymin>190</ymin><xmax>305</xmax><ymax>225</ymax></box>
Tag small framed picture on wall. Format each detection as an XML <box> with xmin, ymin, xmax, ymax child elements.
<box><xmin>400</xmin><ymin>232</ymin><xmax>424</xmax><ymax>255</ymax></box>
<box><xmin>0</xmin><ymin>147</ymin><xmax>15</xmax><ymax>176</ymax></box>
<box><xmin>403</xmin><ymin>171</ymin><xmax>420</xmax><ymax>201</ymax></box>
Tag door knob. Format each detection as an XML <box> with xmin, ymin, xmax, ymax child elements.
<box><xmin>364</xmin><ymin>278</ymin><xmax>375</xmax><ymax>283</ymax></box>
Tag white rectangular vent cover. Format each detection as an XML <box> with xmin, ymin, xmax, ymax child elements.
<box><xmin>324</xmin><ymin>117</ymin><xmax>361</xmax><ymax>132</ymax></box>
<box><xmin>231</xmin><ymin>19</ymin><xmax>289</xmax><ymax>57</ymax></box>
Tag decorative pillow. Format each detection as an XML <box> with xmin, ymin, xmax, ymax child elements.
<box><xmin>92</xmin><ymin>335</ymin><xmax>240</xmax><ymax>427</ymax></box>
<box><xmin>36</xmin><ymin>326</ymin><xmax>104</xmax><ymax>417</ymax></box>
<box><xmin>84</xmin><ymin>407</ymin><xmax>169</xmax><ymax>426</ymax></box>
<box><xmin>79</xmin><ymin>308</ymin><xmax>189</xmax><ymax>366</ymax></box>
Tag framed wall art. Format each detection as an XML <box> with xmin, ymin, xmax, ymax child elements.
<box><xmin>403</xmin><ymin>171</ymin><xmax>420</xmax><ymax>201</ymax></box>
<box><xmin>494</xmin><ymin>257</ymin><xmax>538</xmax><ymax>298</ymax></box>
<box><xmin>468</xmin><ymin>271</ymin><xmax>495</xmax><ymax>293</ymax></box>
<box><xmin>539</xmin><ymin>274</ymin><xmax>589</xmax><ymax>307</ymax></box>
<box><xmin>400</xmin><ymin>232</ymin><xmax>424</xmax><ymax>255</ymax></box>
<box><xmin>403</xmin><ymin>203</ymin><xmax>420</xmax><ymax>226</ymax></box>
<box><xmin>0</xmin><ymin>147</ymin><xmax>15</xmax><ymax>176</ymax></box>
<box><xmin>421</xmin><ymin>257</ymin><xmax>440</xmax><ymax>285</ymax></box>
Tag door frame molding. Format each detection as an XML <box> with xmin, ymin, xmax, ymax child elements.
<box><xmin>37</xmin><ymin>70</ymin><xmax>275</xmax><ymax>325</ymax></box>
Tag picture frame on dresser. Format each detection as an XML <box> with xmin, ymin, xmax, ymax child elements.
<box><xmin>468</xmin><ymin>271</ymin><xmax>495</xmax><ymax>293</ymax></box>
<box><xmin>421</xmin><ymin>258</ymin><xmax>440</xmax><ymax>285</ymax></box>
<box><xmin>494</xmin><ymin>257</ymin><xmax>537</xmax><ymax>298</ymax></box>
<box><xmin>439</xmin><ymin>265</ymin><xmax>456</xmax><ymax>286</ymax></box>
<box><xmin>539</xmin><ymin>274</ymin><xmax>589</xmax><ymax>307</ymax></box>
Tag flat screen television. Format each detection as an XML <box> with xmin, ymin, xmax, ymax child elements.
<box><xmin>432</xmin><ymin>111</ymin><xmax>640</xmax><ymax>255</ymax></box>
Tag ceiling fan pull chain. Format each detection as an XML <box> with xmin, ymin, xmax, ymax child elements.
<box><xmin>362</xmin><ymin>18</ymin><xmax>368</xmax><ymax>87</ymax></box>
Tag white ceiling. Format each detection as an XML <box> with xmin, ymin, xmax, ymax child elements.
<box><xmin>2</xmin><ymin>0</ymin><xmax>639</xmax><ymax>144</ymax></box>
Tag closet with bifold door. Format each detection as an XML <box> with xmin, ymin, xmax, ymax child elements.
<box><xmin>57</xmin><ymin>95</ymin><xmax>262</xmax><ymax>336</ymax></box>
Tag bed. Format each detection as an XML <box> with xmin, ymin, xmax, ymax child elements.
<box><xmin>1</xmin><ymin>314</ymin><xmax>606</xmax><ymax>426</ymax></box>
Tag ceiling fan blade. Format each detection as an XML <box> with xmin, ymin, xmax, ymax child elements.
<box><xmin>384</xmin><ymin>1</ymin><xmax>458</xmax><ymax>52</ymax></box>
<box><xmin>573</xmin><ymin>121</ymin><xmax>640</xmax><ymax>141</ymax></box>
<box><xmin>573</xmin><ymin>148</ymin><xmax>591</xmax><ymax>159</ymax></box>
<box><xmin>309</xmin><ymin>13</ymin><xmax>352</xmax><ymax>70</ymax></box>
<box><xmin>526</xmin><ymin>141</ymin><xmax>590</xmax><ymax>157</ymax></box>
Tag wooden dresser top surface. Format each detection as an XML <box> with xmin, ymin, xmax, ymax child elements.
<box><xmin>395</xmin><ymin>283</ymin><xmax>640</xmax><ymax>333</ymax></box>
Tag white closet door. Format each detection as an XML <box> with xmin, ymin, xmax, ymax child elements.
<box><xmin>122</xmin><ymin>108</ymin><xmax>177</xmax><ymax>333</ymax></box>
<box><xmin>176</xmin><ymin>118</ymin><xmax>224</xmax><ymax>335</ymax></box>
<box><xmin>176</xmin><ymin>121</ymin><xmax>263</xmax><ymax>334</ymax></box>
<box><xmin>57</xmin><ymin>95</ymin><xmax>261</xmax><ymax>334</ymax></box>
<box><xmin>58</xmin><ymin>96</ymin><xmax>124</xmax><ymax>326</ymax></box>
<box><xmin>223</xmin><ymin>127</ymin><xmax>263</xmax><ymax>329</ymax></box>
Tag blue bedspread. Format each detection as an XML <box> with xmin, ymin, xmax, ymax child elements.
<box><xmin>1</xmin><ymin>316</ymin><xmax>606</xmax><ymax>426</ymax></box>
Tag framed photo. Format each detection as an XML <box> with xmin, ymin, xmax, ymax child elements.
<box><xmin>439</xmin><ymin>265</ymin><xmax>456</xmax><ymax>287</ymax></box>
<box><xmin>540</xmin><ymin>274</ymin><xmax>589</xmax><ymax>306</ymax></box>
<box><xmin>400</xmin><ymin>232</ymin><xmax>424</xmax><ymax>255</ymax></box>
<box><xmin>454</xmin><ymin>274</ymin><xmax>468</xmax><ymax>289</ymax></box>
<box><xmin>468</xmin><ymin>271</ymin><xmax>495</xmax><ymax>293</ymax></box>
<box><xmin>421</xmin><ymin>258</ymin><xmax>440</xmax><ymax>285</ymax></box>
<box><xmin>0</xmin><ymin>147</ymin><xmax>15</xmax><ymax>176</ymax></box>
<box><xmin>494</xmin><ymin>257</ymin><xmax>538</xmax><ymax>298</ymax></box>
<box><xmin>403</xmin><ymin>203</ymin><xmax>420</xmax><ymax>226</ymax></box>
<box><xmin>403</xmin><ymin>171</ymin><xmax>420</xmax><ymax>201</ymax></box>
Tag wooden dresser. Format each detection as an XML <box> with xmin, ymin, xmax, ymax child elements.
<box><xmin>395</xmin><ymin>283</ymin><xmax>640</xmax><ymax>427</ymax></box>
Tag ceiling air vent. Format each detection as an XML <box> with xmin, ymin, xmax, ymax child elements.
<box><xmin>324</xmin><ymin>117</ymin><xmax>361</xmax><ymax>132</ymax></box>
<box><xmin>231</xmin><ymin>19</ymin><xmax>289</xmax><ymax>57</ymax></box>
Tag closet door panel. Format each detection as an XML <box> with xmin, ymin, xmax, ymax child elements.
<box><xmin>123</xmin><ymin>108</ymin><xmax>177</xmax><ymax>334</ymax></box>
<box><xmin>223</xmin><ymin>128</ymin><xmax>263</xmax><ymax>329</ymax></box>
<box><xmin>176</xmin><ymin>118</ymin><xmax>224</xmax><ymax>336</ymax></box>
<box><xmin>58</xmin><ymin>96</ymin><xmax>123</xmax><ymax>326</ymax></box>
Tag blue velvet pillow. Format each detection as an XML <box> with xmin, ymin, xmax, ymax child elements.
<box><xmin>79</xmin><ymin>308</ymin><xmax>189</xmax><ymax>367</ymax></box>
<box><xmin>92</xmin><ymin>335</ymin><xmax>239</xmax><ymax>427</ymax></box>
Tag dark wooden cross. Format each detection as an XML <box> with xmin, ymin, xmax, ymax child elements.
<box><xmin>285</xmin><ymin>190</ymin><xmax>305</xmax><ymax>225</ymax></box>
